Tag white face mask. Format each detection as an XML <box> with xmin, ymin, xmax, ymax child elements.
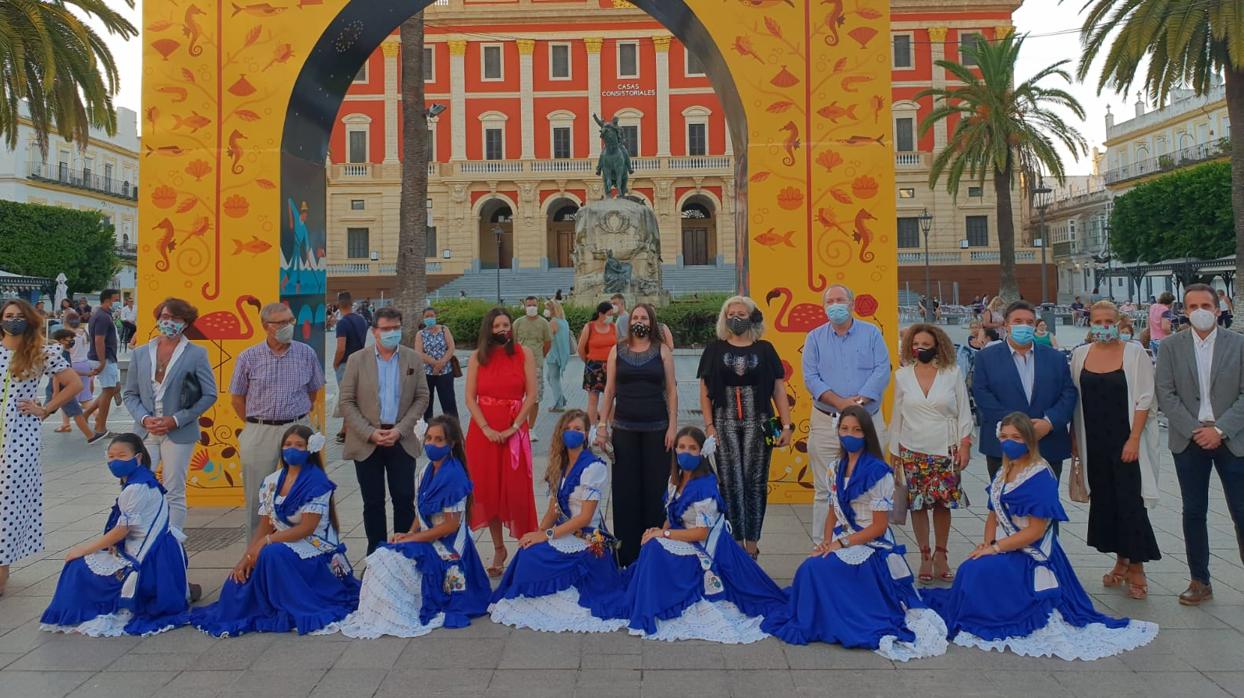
<box><xmin>542</xmin><ymin>309</ymin><xmax>552</xmax><ymax>318</ymax></box>
<box><xmin>525</xmin><ymin>306</ymin><xmax>538</xmax><ymax>317</ymax></box>
<box><xmin>1190</xmin><ymin>308</ymin><xmax>1217</xmax><ymax>331</ymax></box>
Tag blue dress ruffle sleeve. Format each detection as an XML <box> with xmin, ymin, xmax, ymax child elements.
<box><xmin>924</xmin><ymin>461</ymin><xmax>1158</xmax><ymax>660</ymax></box>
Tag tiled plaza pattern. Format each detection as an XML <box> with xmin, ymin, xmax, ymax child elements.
<box><xmin>4</xmin><ymin>347</ymin><xmax>1244</xmax><ymax>697</ymax></box>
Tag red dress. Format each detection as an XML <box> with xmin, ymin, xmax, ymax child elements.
<box><xmin>466</xmin><ymin>345</ymin><xmax>538</xmax><ymax>537</ymax></box>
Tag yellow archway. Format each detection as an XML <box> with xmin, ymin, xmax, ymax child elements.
<box><xmin>140</xmin><ymin>0</ymin><xmax>897</xmax><ymax>506</ymax></box>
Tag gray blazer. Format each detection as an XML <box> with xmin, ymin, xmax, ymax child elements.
<box><xmin>339</xmin><ymin>345</ymin><xmax>430</xmax><ymax>461</ymax></box>
<box><xmin>1155</xmin><ymin>328</ymin><xmax>1244</xmax><ymax>456</ymax></box>
<box><xmin>123</xmin><ymin>340</ymin><xmax>219</xmax><ymax>444</ymax></box>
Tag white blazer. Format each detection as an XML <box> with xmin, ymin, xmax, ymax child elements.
<box><xmin>1070</xmin><ymin>340</ymin><xmax>1161</xmax><ymax>508</ymax></box>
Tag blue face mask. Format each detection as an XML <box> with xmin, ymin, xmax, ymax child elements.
<box><xmin>562</xmin><ymin>429</ymin><xmax>586</xmax><ymax>450</ymax></box>
<box><xmin>108</xmin><ymin>457</ymin><xmax>140</xmax><ymax>480</ymax></box>
<box><xmin>1090</xmin><ymin>324</ymin><xmax>1118</xmax><ymax>342</ymax></box>
<box><xmin>423</xmin><ymin>317</ymin><xmax>436</xmax><ymax>328</ymax></box>
<box><xmin>282</xmin><ymin>447</ymin><xmax>310</xmax><ymax>467</ymax></box>
<box><xmin>676</xmin><ymin>452</ymin><xmax>703</xmax><ymax>471</ymax></box>
<box><xmin>825</xmin><ymin>303</ymin><xmax>851</xmax><ymax>325</ymax></box>
<box><xmin>424</xmin><ymin>442</ymin><xmax>452</xmax><ymax>462</ymax></box>
<box><xmin>1009</xmin><ymin>324</ymin><xmax>1035</xmax><ymax>346</ymax></box>
<box><xmin>1000</xmin><ymin>439</ymin><xmax>1029</xmax><ymax>460</ymax></box>
<box><xmin>1119</xmin><ymin>332</ymin><xmax>1133</xmax><ymax>342</ymax></box>
<box><xmin>840</xmin><ymin>434</ymin><xmax>866</xmax><ymax>453</ymax></box>
<box><xmin>379</xmin><ymin>329</ymin><xmax>402</xmax><ymax>349</ymax></box>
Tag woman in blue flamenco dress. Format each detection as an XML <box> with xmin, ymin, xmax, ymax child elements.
<box><xmin>40</xmin><ymin>434</ymin><xmax>189</xmax><ymax>636</ymax></box>
<box><xmin>923</xmin><ymin>412</ymin><xmax>1158</xmax><ymax>660</ymax></box>
<box><xmin>761</xmin><ymin>406</ymin><xmax>948</xmax><ymax>661</ymax></box>
<box><xmin>625</xmin><ymin>426</ymin><xmax>786</xmax><ymax>643</ymax></box>
<box><xmin>338</xmin><ymin>415</ymin><xmax>490</xmax><ymax>638</ymax></box>
<box><xmin>191</xmin><ymin>426</ymin><xmax>360</xmax><ymax>636</ymax></box>
<box><xmin>490</xmin><ymin>409</ymin><xmax>629</xmax><ymax>632</ymax></box>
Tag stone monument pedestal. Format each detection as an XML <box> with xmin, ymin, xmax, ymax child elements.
<box><xmin>571</xmin><ymin>197</ymin><xmax>670</xmax><ymax>307</ymax></box>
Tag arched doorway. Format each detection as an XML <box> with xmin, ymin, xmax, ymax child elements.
<box><xmin>546</xmin><ymin>199</ymin><xmax>579</xmax><ymax>269</ymax></box>
<box><xmin>478</xmin><ymin>199</ymin><xmax>514</xmax><ymax>270</ymax></box>
<box><xmin>680</xmin><ymin>195</ymin><xmax>717</xmax><ymax>267</ymax></box>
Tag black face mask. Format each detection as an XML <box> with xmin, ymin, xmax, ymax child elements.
<box><xmin>1</xmin><ymin>318</ymin><xmax>28</xmax><ymax>336</ymax></box>
<box><xmin>490</xmin><ymin>331</ymin><xmax>510</xmax><ymax>345</ymax></box>
<box><xmin>915</xmin><ymin>347</ymin><xmax>938</xmax><ymax>364</ymax></box>
<box><xmin>726</xmin><ymin>317</ymin><xmax>751</xmax><ymax>336</ymax></box>
<box><xmin>631</xmin><ymin>323</ymin><xmax>651</xmax><ymax>338</ymax></box>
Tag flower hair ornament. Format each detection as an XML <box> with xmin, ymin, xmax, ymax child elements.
<box><xmin>307</xmin><ymin>432</ymin><xmax>327</xmax><ymax>454</ymax></box>
<box><xmin>994</xmin><ymin>422</ymin><xmax>1003</xmax><ymax>439</ymax></box>
<box><xmin>413</xmin><ymin>419</ymin><xmax>429</xmax><ymax>442</ymax></box>
<box><xmin>702</xmin><ymin>435</ymin><xmax>718</xmax><ymax>459</ymax></box>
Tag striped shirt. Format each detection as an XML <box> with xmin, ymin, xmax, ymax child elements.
<box><xmin>229</xmin><ymin>340</ymin><xmax>325</xmax><ymax>420</ymax></box>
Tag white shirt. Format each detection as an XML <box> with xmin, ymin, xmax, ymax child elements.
<box><xmin>257</xmin><ymin>470</ymin><xmax>338</xmax><ymax>559</ymax></box>
<box><xmin>559</xmin><ymin>460</ymin><xmax>608</xmax><ymax>531</ymax></box>
<box><xmin>1194</xmin><ymin>328</ymin><xmax>1217</xmax><ymax>423</ymax></box>
<box><xmin>1008</xmin><ymin>342</ymin><xmax>1036</xmax><ymax>404</ymax></box>
<box><xmin>70</xmin><ymin>328</ymin><xmax>91</xmax><ymax>363</ymax></box>
<box><xmin>889</xmin><ymin>366</ymin><xmax>974</xmax><ymax>457</ymax></box>
<box><xmin>120</xmin><ymin>304</ymin><xmax>137</xmax><ymax>323</ymax></box>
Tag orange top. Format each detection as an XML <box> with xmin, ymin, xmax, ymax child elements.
<box><xmin>584</xmin><ymin>321</ymin><xmax>617</xmax><ymax>362</ymax></box>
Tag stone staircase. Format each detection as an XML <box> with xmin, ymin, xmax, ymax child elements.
<box><xmin>430</xmin><ymin>264</ymin><xmax>738</xmax><ymax>302</ymax></box>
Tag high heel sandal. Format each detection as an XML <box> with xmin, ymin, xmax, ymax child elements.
<box><xmin>487</xmin><ymin>546</ymin><xmax>508</xmax><ymax>578</ymax></box>
<box><xmin>1127</xmin><ymin>568</ymin><xmax>1148</xmax><ymax>600</ymax></box>
<box><xmin>1103</xmin><ymin>561</ymin><xmax>1128</xmax><ymax>588</ymax></box>
<box><xmin>933</xmin><ymin>546</ymin><xmax>955</xmax><ymax>582</ymax></box>
<box><xmin>917</xmin><ymin>546</ymin><xmax>933</xmax><ymax>583</ymax></box>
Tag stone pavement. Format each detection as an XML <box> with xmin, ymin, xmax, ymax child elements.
<box><xmin>4</xmin><ymin>353</ymin><xmax>1244</xmax><ymax>697</ymax></box>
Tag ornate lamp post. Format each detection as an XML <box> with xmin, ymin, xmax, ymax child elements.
<box><xmin>492</xmin><ymin>224</ymin><xmax>504</xmax><ymax>303</ymax></box>
<box><xmin>918</xmin><ymin>207</ymin><xmax>934</xmax><ymax>323</ymax></box>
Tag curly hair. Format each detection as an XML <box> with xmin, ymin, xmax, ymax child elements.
<box><xmin>1</xmin><ymin>298</ymin><xmax>47</xmax><ymax>380</ymax></box>
<box><xmin>900</xmin><ymin>323</ymin><xmax>956</xmax><ymax>369</ymax></box>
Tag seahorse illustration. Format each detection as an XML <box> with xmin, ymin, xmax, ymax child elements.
<box><xmin>184</xmin><ymin>5</ymin><xmax>205</xmax><ymax>57</ymax></box>
<box><xmin>153</xmin><ymin>218</ymin><xmax>177</xmax><ymax>272</ymax></box>
<box><xmin>853</xmin><ymin>209</ymin><xmax>876</xmax><ymax>262</ymax></box>
<box><xmin>822</xmin><ymin>0</ymin><xmax>845</xmax><ymax>47</ymax></box>
<box><xmin>226</xmin><ymin>130</ymin><xmax>246</xmax><ymax>174</ymax></box>
<box><xmin>779</xmin><ymin>122</ymin><xmax>800</xmax><ymax>166</ymax></box>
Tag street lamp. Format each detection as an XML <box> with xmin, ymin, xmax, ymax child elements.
<box><xmin>492</xmin><ymin>224</ymin><xmax>504</xmax><ymax>303</ymax></box>
<box><xmin>1033</xmin><ymin>183</ymin><xmax>1053</xmax><ymax>307</ymax></box>
<box><xmin>918</xmin><ymin>207</ymin><xmax>934</xmax><ymax>323</ymax></box>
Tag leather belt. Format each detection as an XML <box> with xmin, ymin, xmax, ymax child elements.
<box><xmin>245</xmin><ymin>414</ymin><xmax>307</xmax><ymax>426</ymax></box>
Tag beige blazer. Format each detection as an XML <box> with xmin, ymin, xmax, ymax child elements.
<box><xmin>338</xmin><ymin>345</ymin><xmax>430</xmax><ymax>461</ymax></box>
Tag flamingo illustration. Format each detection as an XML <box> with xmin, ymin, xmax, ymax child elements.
<box><xmin>765</xmin><ymin>287</ymin><xmax>827</xmax><ymax>333</ymax></box>
<box><xmin>185</xmin><ymin>294</ymin><xmax>262</xmax><ymax>380</ymax></box>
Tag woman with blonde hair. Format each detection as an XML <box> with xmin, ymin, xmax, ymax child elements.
<box><xmin>982</xmin><ymin>296</ymin><xmax>1006</xmax><ymax>336</ymax></box>
<box><xmin>1070</xmin><ymin>300</ymin><xmax>1161</xmax><ymax>600</ymax></box>
<box><xmin>890</xmin><ymin>323</ymin><xmax>973</xmax><ymax>582</ymax></box>
<box><xmin>696</xmin><ymin>295</ymin><xmax>791</xmax><ymax>558</ymax></box>
<box><xmin>544</xmin><ymin>298</ymin><xmax>573</xmax><ymax>413</ymax></box>
<box><xmin>0</xmin><ymin>298</ymin><xmax>83</xmax><ymax>595</ymax></box>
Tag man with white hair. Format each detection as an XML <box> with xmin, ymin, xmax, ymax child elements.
<box><xmin>230</xmin><ymin>302</ymin><xmax>325</xmax><ymax>537</ymax></box>
<box><xmin>801</xmin><ymin>284</ymin><xmax>891</xmax><ymax>545</ymax></box>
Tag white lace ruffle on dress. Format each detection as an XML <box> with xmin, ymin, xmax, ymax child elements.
<box><xmin>489</xmin><ymin>588</ymin><xmax>626</xmax><ymax>634</ymax></box>
<box><xmin>335</xmin><ymin>548</ymin><xmax>445</xmax><ymax>639</ymax></box>
<box><xmin>951</xmin><ymin>609</ymin><xmax>1159</xmax><ymax>661</ymax></box>
<box><xmin>875</xmin><ymin>608</ymin><xmax>949</xmax><ymax>661</ymax></box>
<box><xmin>629</xmin><ymin>599</ymin><xmax>768</xmax><ymax>644</ymax></box>
<box><xmin>40</xmin><ymin>610</ymin><xmax>179</xmax><ymax>638</ymax></box>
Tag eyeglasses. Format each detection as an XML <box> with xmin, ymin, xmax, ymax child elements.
<box><xmin>264</xmin><ymin>318</ymin><xmax>295</xmax><ymax>328</ymax></box>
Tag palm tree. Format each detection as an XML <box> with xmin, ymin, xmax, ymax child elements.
<box><xmin>1076</xmin><ymin>0</ymin><xmax>1244</xmax><ymax>311</ymax></box>
<box><xmin>918</xmin><ymin>33</ymin><xmax>1087</xmax><ymax>301</ymax></box>
<box><xmin>0</xmin><ymin>0</ymin><xmax>137</xmax><ymax>155</ymax></box>
<box><xmin>394</xmin><ymin>14</ymin><xmax>430</xmax><ymax>340</ymax></box>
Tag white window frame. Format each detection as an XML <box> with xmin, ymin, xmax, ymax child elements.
<box><xmin>424</xmin><ymin>46</ymin><xmax>435</xmax><ymax>82</ymax></box>
<box><xmin>891</xmin><ymin>32</ymin><xmax>914</xmax><ymax>70</ymax></box>
<box><xmin>353</xmin><ymin>60</ymin><xmax>369</xmax><ymax>84</ymax></box>
<box><xmin>959</xmin><ymin>32</ymin><xmax>983</xmax><ymax>67</ymax></box>
<box><xmin>684</xmin><ymin>46</ymin><xmax>705</xmax><ymax>77</ymax></box>
<box><xmin>480</xmin><ymin>111</ymin><xmax>508</xmax><ymax>160</ymax></box>
<box><xmin>616</xmin><ymin>40</ymin><xmax>639</xmax><ymax>79</ymax></box>
<box><xmin>682</xmin><ymin>106</ymin><xmax>710</xmax><ymax>157</ymax></box>
<box><xmin>549</xmin><ymin>42</ymin><xmax>572</xmax><ymax>81</ymax></box>
<box><xmin>613</xmin><ymin>107</ymin><xmax>644</xmax><ymax>157</ymax></box>
<box><xmin>342</xmin><ymin>114</ymin><xmax>372</xmax><ymax>164</ymax></box>
<box><xmin>548</xmin><ymin>110</ymin><xmax>576</xmax><ymax>159</ymax></box>
<box><xmin>481</xmin><ymin>43</ymin><xmax>504</xmax><ymax>82</ymax></box>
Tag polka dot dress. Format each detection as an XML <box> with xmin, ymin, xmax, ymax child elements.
<box><xmin>1</xmin><ymin>345</ymin><xmax>69</xmax><ymax>566</ymax></box>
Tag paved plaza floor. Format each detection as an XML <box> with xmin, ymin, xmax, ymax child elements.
<box><xmin>4</xmin><ymin>350</ymin><xmax>1244</xmax><ymax>696</ymax></box>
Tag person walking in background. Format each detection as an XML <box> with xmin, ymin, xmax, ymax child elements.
<box><xmin>47</xmin><ymin>329</ymin><xmax>98</xmax><ymax>441</ymax></box>
<box><xmin>1071</xmin><ymin>301</ymin><xmax>1161</xmax><ymax>602</ymax></box>
<box><xmin>596</xmin><ymin>303</ymin><xmax>678</xmax><ymax>567</ymax></box>
<box><xmin>697</xmin><ymin>295</ymin><xmax>791</xmax><ymax>558</ymax></box>
<box><xmin>1218</xmin><ymin>289</ymin><xmax>1234</xmax><ymax>328</ymax></box>
<box><xmin>122</xmin><ymin>298</ymin><xmax>218</xmax><ymax>535</ymax></box>
<box><xmin>332</xmin><ymin>291</ymin><xmax>370</xmax><ymax>444</ymax></box>
<box><xmin>890</xmin><ymin>323</ymin><xmax>973</xmax><ymax>583</ymax></box>
<box><xmin>981</xmin><ymin>296</ymin><xmax>1006</xmax><ymax>338</ymax></box>
<box><xmin>972</xmin><ymin>300</ymin><xmax>1078</xmax><ymax>482</ymax></box>
<box><xmin>230</xmin><ymin>302</ymin><xmax>324</xmax><ymax>539</ymax></box>
<box><xmin>578</xmin><ymin>302</ymin><xmax>617</xmax><ymax>428</ymax></box>
<box><xmin>1148</xmin><ymin>292</ymin><xmax>1174</xmax><ymax>357</ymax></box>
<box><xmin>118</xmin><ymin>296</ymin><xmax>137</xmax><ymax>348</ymax></box>
<box><xmin>1155</xmin><ymin>284</ymin><xmax>1244</xmax><ymax>606</ymax></box>
<box><xmin>465</xmin><ymin>308</ymin><xmax>539</xmax><ymax>577</ymax></box>
<box><xmin>414</xmin><ymin>307</ymin><xmax>459</xmax><ymax>421</ymax></box>
<box><xmin>0</xmin><ymin>298</ymin><xmax>83</xmax><ymax>595</ymax></box>
<box><xmin>1033</xmin><ymin>319</ymin><xmax>1059</xmax><ymax>349</ymax></box>
<box><xmin>339</xmin><ymin>307</ymin><xmax>430</xmax><ymax>554</ymax></box>
<box><xmin>82</xmin><ymin>289</ymin><xmax>121</xmax><ymax>436</ymax></box>
<box><xmin>802</xmin><ymin>284</ymin><xmax>890</xmax><ymax>545</ymax></box>
<box><xmin>611</xmin><ymin>293</ymin><xmax>629</xmax><ymax>339</ymax></box>
<box><xmin>544</xmin><ymin>299</ymin><xmax>572</xmax><ymax>413</ymax></box>
<box><xmin>514</xmin><ymin>296</ymin><xmax>552</xmax><ymax>440</ymax></box>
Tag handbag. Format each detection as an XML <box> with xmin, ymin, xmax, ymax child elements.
<box><xmin>450</xmin><ymin>355</ymin><xmax>463</xmax><ymax>378</ymax></box>
<box><xmin>889</xmin><ymin>461</ymin><xmax>909</xmax><ymax>526</ymax></box>
<box><xmin>179</xmin><ymin>368</ymin><xmax>202</xmax><ymax>411</ymax></box>
<box><xmin>1068</xmin><ymin>455</ymin><xmax>1089</xmax><ymax>503</ymax></box>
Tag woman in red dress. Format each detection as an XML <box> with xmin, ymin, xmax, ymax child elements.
<box><xmin>465</xmin><ymin>308</ymin><xmax>539</xmax><ymax>576</ymax></box>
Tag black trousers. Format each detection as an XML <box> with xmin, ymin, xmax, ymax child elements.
<box><xmin>424</xmin><ymin>372</ymin><xmax>459</xmax><ymax>421</ymax></box>
<box><xmin>354</xmin><ymin>444</ymin><xmax>417</xmax><ymax>554</ymax></box>
<box><xmin>612</xmin><ymin>427</ymin><xmax>671</xmax><ymax>567</ymax></box>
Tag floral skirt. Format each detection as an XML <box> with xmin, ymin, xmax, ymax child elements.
<box><xmin>582</xmin><ymin>360</ymin><xmax>607</xmax><ymax>393</ymax></box>
<box><xmin>896</xmin><ymin>447</ymin><xmax>966</xmax><ymax>511</ymax></box>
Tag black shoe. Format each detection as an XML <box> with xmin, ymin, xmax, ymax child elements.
<box><xmin>189</xmin><ymin>583</ymin><xmax>203</xmax><ymax>603</ymax></box>
<box><xmin>86</xmin><ymin>432</ymin><xmax>108</xmax><ymax>445</ymax></box>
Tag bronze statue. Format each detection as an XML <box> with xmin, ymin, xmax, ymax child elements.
<box><xmin>593</xmin><ymin>113</ymin><xmax>633</xmax><ymax>198</ymax></box>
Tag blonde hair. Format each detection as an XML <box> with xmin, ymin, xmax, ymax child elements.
<box><xmin>714</xmin><ymin>295</ymin><xmax>765</xmax><ymax>342</ymax></box>
<box><xmin>900</xmin><ymin>323</ymin><xmax>956</xmax><ymax>368</ymax></box>
<box><xmin>546</xmin><ymin>298</ymin><xmax>564</xmax><ymax>319</ymax></box>
<box><xmin>545</xmin><ymin>409</ymin><xmax>590</xmax><ymax>491</ymax></box>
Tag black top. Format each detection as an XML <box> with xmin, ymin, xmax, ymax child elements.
<box><xmin>697</xmin><ymin>339</ymin><xmax>783</xmax><ymax>415</ymax></box>
<box><xmin>613</xmin><ymin>343</ymin><xmax>667</xmax><ymax>431</ymax></box>
<box><xmin>337</xmin><ymin>312</ymin><xmax>369</xmax><ymax>358</ymax></box>
<box><xmin>87</xmin><ymin>307</ymin><xmax>117</xmax><ymax>363</ymax></box>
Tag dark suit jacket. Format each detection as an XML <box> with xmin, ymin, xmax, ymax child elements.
<box><xmin>971</xmin><ymin>341</ymin><xmax>1079</xmax><ymax>461</ymax></box>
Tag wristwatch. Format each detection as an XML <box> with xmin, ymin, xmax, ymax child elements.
<box><xmin>662</xmin><ymin>529</ymin><xmax>671</xmax><ymax>538</ymax></box>
<box><xmin>1214</xmin><ymin>426</ymin><xmax>1225</xmax><ymax>439</ymax></box>
<box><xmin>545</xmin><ymin>528</ymin><xmax>556</xmax><ymax>539</ymax></box>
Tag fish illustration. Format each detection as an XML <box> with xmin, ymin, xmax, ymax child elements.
<box><xmin>145</xmin><ymin>144</ymin><xmax>186</xmax><ymax>157</ymax></box>
<box><xmin>738</xmin><ymin>0</ymin><xmax>794</xmax><ymax>7</ymax></box>
<box><xmin>753</xmin><ymin>228</ymin><xmax>796</xmax><ymax>250</ymax></box>
<box><xmin>181</xmin><ymin>217</ymin><xmax>211</xmax><ymax>245</ymax></box>
<box><xmin>226</xmin><ymin>130</ymin><xmax>246</xmax><ymax>174</ymax></box>
<box><xmin>232</xmin><ymin>236</ymin><xmax>272</xmax><ymax>256</ymax></box>
<box><xmin>841</xmin><ymin>75</ymin><xmax>873</xmax><ymax>92</ymax></box>
<box><xmin>157</xmin><ymin>86</ymin><xmax>188</xmax><ymax>103</ymax></box>
<box><xmin>183</xmin><ymin>5</ymin><xmax>205</xmax><ymax>57</ymax></box>
<box><xmin>853</xmin><ymin>209</ymin><xmax>876</xmax><ymax>262</ymax></box>
<box><xmin>231</xmin><ymin>2</ymin><xmax>287</xmax><ymax>17</ymax></box>
<box><xmin>297</xmin><ymin>0</ymin><xmax>323</xmax><ymax>5</ymax></box>
<box><xmin>834</xmin><ymin>134</ymin><xmax>885</xmax><ymax>146</ymax></box>
<box><xmin>817</xmin><ymin>102</ymin><xmax>857</xmax><ymax>124</ymax></box>
<box><xmin>821</xmin><ymin>0</ymin><xmax>845</xmax><ymax>46</ymax></box>
<box><xmin>779</xmin><ymin>122</ymin><xmax>799</xmax><ymax>166</ymax></box>
<box><xmin>173</xmin><ymin>111</ymin><xmax>211</xmax><ymax>133</ymax></box>
<box><xmin>153</xmin><ymin>219</ymin><xmax>177</xmax><ymax>271</ymax></box>
<box><xmin>870</xmin><ymin>95</ymin><xmax>885</xmax><ymax>123</ymax></box>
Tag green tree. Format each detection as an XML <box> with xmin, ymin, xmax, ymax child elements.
<box><xmin>394</xmin><ymin>14</ymin><xmax>429</xmax><ymax>341</ymax></box>
<box><xmin>1111</xmin><ymin>161</ymin><xmax>1234</xmax><ymax>264</ymax></box>
<box><xmin>0</xmin><ymin>200</ymin><xmax>118</xmax><ymax>291</ymax></box>
<box><xmin>918</xmin><ymin>32</ymin><xmax>1087</xmax><ymax>301</ymax></box>
<box><xmin>1076</xmin><ymin>0</ymin><xmax>1244</xmax><ymax>308</ymax></box>
<box><xmin>0</xmin><ymin>0</ymin><xmax>138</xmax><ymax>155</ymax></box>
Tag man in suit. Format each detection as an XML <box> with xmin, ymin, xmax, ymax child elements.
<box><xmin>1155</xmin><ymin>283</ymin><xmax>1244</xmax><ymax>606</ymax></box>
<box><xmin>339</xmin><ymin>306</ymin><xmax>430</xmax><ymax>553</ymax></box>
<box><xmin>972</xmin><ymin>300</ymin><xmax>1079</xmax><ymax>481</ymax></box>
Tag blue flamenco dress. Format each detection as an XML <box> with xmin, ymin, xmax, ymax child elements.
<box><xmin>625</xmin><ymin>473</ymin><xmax>786</xmax><ymax>643</ymax></box>
<box><xmin>489</xmin><ymin>450</ymin><xmax>629</xmax><ymax>633</ymax></box>
<box><xmin>761</xmin><ymin>452</ymin><xmax>948</xmax><ymax>661</ymax></box>
<box><xmin>40</xmin><ymin>468</ymin><xmax>189</xmax><ymax>637</ymax></box>
<box><xmin>338</xmin><ymin>456</ymin><xmax>490</xmax><ymax>638</ymax></box>
<box><xmin>924</xmin><ymin>461</ymin><xmax>1158</xmax><ymax>660</ymax></box>
<box><xmin>190</xmin><ymin>466</ymin><xmax>361</xmax><ymax>636</ymax></box>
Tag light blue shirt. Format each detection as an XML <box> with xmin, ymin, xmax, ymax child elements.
<box><xmin>376</xmin><ymin>347</ymin><xmax>401</xmax><ymax>424</ymax></box>
<box><xmin>547</xmin><ymin>317</ymin><xmax>571</xmax><ymax>367</ymax></box>
<box><xmin>1008</xmin><ymin>342</ymin><xmax>1035</xmax><ymax>404</ymax></box>
<box><xmin>801</xmin><ymin>318</ymin><xmax>890</xmax><ymax>414</ymax></box>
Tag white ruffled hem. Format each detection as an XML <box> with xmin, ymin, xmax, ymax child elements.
<box><xmin>335</xmin><ymin>611</ymin><xmax>446</xmax><ymax>639</ymax></box>
<box><xmin>331</xmin><ymin>547</ymin><xmax>444</xmax><ymax>639</ymax></box>
<box><xmin>630</xmin><ymin>600</ymin><xmax>768</xmax><ymax>645</ymax></box>
<box><xmin>875</xmin><ymin>608</ymin><xmax>949</xmax><ymax>661</ymax></box>
<box><xmin>40</xmin><ymin>611</ymin><xmax>178</xmax><ymax>638</ymax></box>
<box><xmin>951</xmin><ymin>609</ymin><xmax>1159</xmax><ymax>661</ymax></box>
<box><xmin>489</xmin><ymin>588</ymin><xmax>626</xmax><ymax>634</ymax></box>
